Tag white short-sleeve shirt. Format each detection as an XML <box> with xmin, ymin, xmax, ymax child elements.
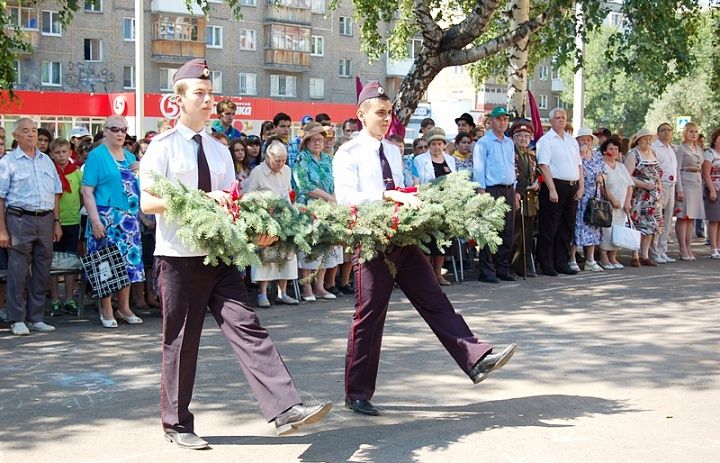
<box><xmin>536</xmin><ymin>129</ymin><xmax>582</xmax><ymax>181</ymax></box>
<box><xmin>139</xmin><ymin>121</ymin><xmax>235</xmax><ymax>257</ymax></box>
<box><xmin>333</xmin><ymin>130</ymin><xmax>404</xmax><ymax>206</ymax></box>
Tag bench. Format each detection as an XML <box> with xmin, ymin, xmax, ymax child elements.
<box><xmin>0</xmin><ymin>268</ymin><xmax>88</xmax><ymax>319</ymax></box>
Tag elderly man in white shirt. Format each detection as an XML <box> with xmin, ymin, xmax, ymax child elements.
<box><xmin>649</xmin><ymin>122</ymin><xmax>678</xmax><ymax>263</ymax></box>
<box><xmin>536</xmin><ymin>108</ymin><xmax>584</xmax><ymax>276</ymax></box>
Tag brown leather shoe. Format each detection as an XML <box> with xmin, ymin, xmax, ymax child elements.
<box><xmin>631</xmin><ymin>258</ymin><xmax>641</xmax><ymax>267</ymax></box>
<box><xmin>639</xmin><ymin>257</ymin><xmax>658</xmax><ymax>267</ymax></box>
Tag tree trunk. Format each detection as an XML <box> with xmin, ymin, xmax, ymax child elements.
<box><xmin>506</xmin><ymin>0</ymin><xmax>530</xmax><ymax>118</ymax></box>
<box><xmin>393</xmin><ymin>51</ymin><xmax>443</xmax><ymax>125</ymax></box>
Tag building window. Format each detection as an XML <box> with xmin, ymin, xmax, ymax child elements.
<box><xmin>123</xmin><ymin>18</ymin><xmax>135</xmax><ymax>41</ymax></box>
<box><xmin>265</xmin><ymin>24</ymin><xmax>310</xmax><ymax>52</ymax></box>
<box><xmin>160</xmin><ymin>67</ymin><xmax>178</xmax><ymax>91</ymax></box>
<box><xmin>310</xmin><ymin>35</ymin><xmax>324</xmax><ymax>56</ymax></box>
<box><xmin>338</xmin><ymin>59</ymin><xmax>351</xmax><ymax>78</ymax></box>
<box><xmin>206</xmin><ymin>25</ymin><xmax>223</xmax><ymax>48</ymax></box>
<box><xmin>339</xmin><ymin>16</ymin><xmax>352</xmax><ymax>36</ymax></box>
<box><xmin>270</xmin><ymin>75</ymin><xmax>296</xmax><ymax>97</ymax></box>
<box><xmin>153</xmin><ymin>16</ymin><xmax>199</xmax><ymax>41</ymax></box>
<box><xmin>84</xmin><ymin>0</ymin><xmax>102</xmax><ymax>13</ymax></box>
<box><xmin>538</xmin><ymin>94</ymin><xmax>548</xmax><ymax>109</ymax></box>
<box><xmin>123</xmin><ymin>66</ymin><xmax>135</xmax><ymax>89</ymax></box>
<box><xmin>408</xmin><ymin>38</ymin><xmax>422</xmax><ymax>59</ymax></box>
<box><xmin>551</xmin><ymin>68</ymin><xmax>560</xmax><ymax>80</ymax></box>
<box><xmin>210</xmin><ymin>71</ymin><xmax>222</xmax><ymax>93</ymax></box>
<box><xmin>311</xmin><ymin>0</ymin><xmax>325</xmax><ymax>14</ymax></box>
<box><xmin>41</xmin><ymin>61</ymin><xmax>62</xmax><ymax>86</ymax></box>
<box><xmin>538</xmin><ymin>65</ymin><xmax>549</xmax><ymax>81</ymax></box>
<box><xmin>9</xmin><ymin>6</ymin><xmax>38</xmax><ymax>29</ymax></box>
<box><xmin>238</xmin><ymin>72</ymin><xmax>257</xmax><ymax>95</ymax></box>
<box><xmin>14</xmin><ymin>61</ymin><xmax>21</xmax><ymax>85</ymax></box>
<box><xmin>41</xmin><ymin>11</ymin><xmax>62</xmax><ymax>36</ymax></box>
<box><xmin>239</xmin><ymin>29</ymin><xmax>256</xmax><ymax>50</ymax></box>
<box><xmin>309</xmin><ymin>78</ymin><xmax>324</xmax><ymax>99</ymax></box>
<box><xmin>240</xmin><ymin>0</ymin><xmax>256</xmax><ymax>5</ymax></box>
<box><xmin>84</xmin><ymin>38</ymin><xmax>102</xmax><ymax>61</ymax></box>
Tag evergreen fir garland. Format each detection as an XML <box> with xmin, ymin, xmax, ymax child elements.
<box><xmin>148</xmin><ymin>171</ymin><xmax>508</xmax><ymax>269</ymax></box>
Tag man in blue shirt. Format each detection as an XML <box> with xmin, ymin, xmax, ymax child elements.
<box><xmin>0</xmin><ymin>118</ymin><xmax>63</xmax><ymax>335</ymax></box>
<box><xmin>472</xmin><ymin>106</ymin><xmax>517</xmax><ymax>283</ymax></box>
<box><xmin>210</xmin><ymin>99</ymin><xmax>242</xmax><ymax>139</ymax></box>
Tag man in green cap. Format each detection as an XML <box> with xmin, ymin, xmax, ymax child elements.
<box><xmin>472</xmin><ymin>106</ymin><xmax>517</xmax><ymax>283</ymax></box>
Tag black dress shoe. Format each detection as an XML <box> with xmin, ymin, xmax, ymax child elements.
<box><xmin>339</xmin><ymin>284</ymin><xmax>355</xmax><ymax>294</ymax></box>
<box><xmin>558</xmin><ymin>265</ymin><xmax>579</xmax><ymax>275</ymax></box>
<box><xmin>164</xmin><ymin>430</ymin><xmax>209</xmax><ymax>450</ymax></box>
<box><xmin>345</xmin><ymin>398</ymin><xmax>379</xmax><ymax>416</ymax></box>
<box><xmin>326</xmin><ymin>286</ymin><xmax>343</xmax><ymax>297</ymax></box>
<box><xmin>478</xmin><ymin>275</ymin><xmax>500</xmax><ymax>283</ymax></box>
<box><xmin>469</xmin><ymin>343</ymin><xmax>517</xmax><ymax>384</ymax></box>
<box><xmin>541</xmin><ymin>267</ymin><xmax>558</xmax><ymax>276</ymax></box>
<box><xmin>275</xmin><ymin>402</ymin><xmax>332</xmax><ymax>436</ymax></box>
<box><xmin>497</xmin><ymin>274</ymin><xmax>517</xmax><ymax>282</ymax></box>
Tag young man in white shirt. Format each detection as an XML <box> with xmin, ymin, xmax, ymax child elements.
<box><xmin>139</xmin><ymin>59</ymin><xmax>330</xmax><ymax>450</ymax></box>
<box><xmin>333</xmin><ymin>81</ymin><xmax>516</xmax><ymax>416</ymax></box>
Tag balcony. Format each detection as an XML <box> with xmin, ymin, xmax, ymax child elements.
<box><xmin>551</xmin><ymin>78</ymin><xmax>565</xmax><ymax>92</ymax></box>
<box><xmin>387</xmin><ymin>58</ymin><xmax>413</xmax><ymax>77</ymax></box>
<box><xmin>265</xmin><ymin>0</ymin><xmax>312</xmax><ymax>26</ymax></box>
<box><xmin>4</xmin><ymin>28</ymin><xmax>39</xmax><ymax>54</ymax></box>
<box><xmin>150</xmin><ymin>14</ymin><xmax>206</xmax><ymax>62</ymax></box>
<box><xmin>264</xmin><ymin>49</ymin><xmax>310</xmax><ymax>71</ymax></box>
<box><xmin>151</xmin><ymin>0</ymin><xmax>204</xmax><ymax>14</ymax></box>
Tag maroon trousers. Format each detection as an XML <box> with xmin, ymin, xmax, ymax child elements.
<box><xmin>157</xmin><ymin>256</ymin><xmax>301</xmax><ymax>433</ymax></box>
<box><xmin>345</xmin><ymin>245</ymin><xmax>493</xmax><ymax>400</ymax></box>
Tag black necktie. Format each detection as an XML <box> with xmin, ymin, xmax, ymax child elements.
<box><xmin>192</xmin><ymin>134</ymin><xmax>211</xmax><ymax>192</ymax></box>
<box><xmin>378</xmin><ymin>142</ymin><xmax>396</xmax><ymax>190</ymax></box>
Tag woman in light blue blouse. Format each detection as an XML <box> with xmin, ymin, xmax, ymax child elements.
<box><xmin>81</xmin><ymin>116</ymin><xmax>144</xmax><ymax>328</ymax></box>
<box><xmin>293</xmin><ymin>122</ymin><xmax>341</xmax><ymax>301</ymax></box>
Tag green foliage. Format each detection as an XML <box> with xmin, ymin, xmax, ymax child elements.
<box><xmin>148</xmin><ymin>172</ymin><xmax>508</xmax><ymax>271</ymax></box>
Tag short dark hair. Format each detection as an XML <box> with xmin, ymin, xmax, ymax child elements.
<box><xmin>246</xmin><ymin>135</ymin><xmax>261</xmax><ymax>146</ymax></box>
<box><xmin>420</xmin><ymin>118</ymin><xmax>435</xmax><ymax>129</ymax></box>
<box><xmin>709</xmin><ymin>128</ymin><xmax>720</xmax><ymax>151</ymax></box>
<box><xmin>273</xmin><ymin>112</ymin><xmax>291</xmax><ymax>127</ymax></box>
<box><xmin>315</xmin><ymin>113</ymin><xmax>331</xmax><ymax>124</ymax></box>
<box><xmin>37</xmin><ymin>127</ymin><xmax>53</xmax><ymax>141</ymax></box>
<box><xmin>412</xmin><ymin>138</ymin><xmax>427</xmax><ymax>150</ymax></box>
<box><xmin>455</xmin><ymin>131</ymin><xmax>472</xmax><ymax>145</ymax></box>
<box><xmin>342</xmin><ymin>118</ymin><xmax>358</xmax><ymax>130</ymax></box>
<box><xmin>387</xmin><ymin>134</ymin><xmax>403</xmax><ymax>144</ymax></box>
<box><xmin>600</xmin><ymin>135</ymin><xmax>622</xmax><ymax>154</ymax></box>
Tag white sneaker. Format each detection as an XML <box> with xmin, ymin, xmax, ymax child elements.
<box><xmin>710</xmin><ymin>249</ymin><xmax>720</xmax><ymax>259</ymax></box>
<box><xmin>11</xmin><ymin>321</ymin><xmax>30</xmax><ymax>336</ymax></box>
<box><xmin>568</xmin><ymin>261</ymin><xmax>581</xmax><ymax>272</ymax></box>
<box><xmin>28</xmin><ymin>321</ymin><xmax>56</xmax><ymax>332</ymax></box>
<box><xmin>662</xmin><ymin>254</ymin><xmax>676</xmax><ymax>263</ymax></box>
<box><xmin>316</xmin><ymin>292</ymin><xmax>337</xmax><ymax>300</ymax></box>
<box><xmin>652</xmin><ymin>255</ymin><xmax>666</xmax><ymax>264</ymax></box>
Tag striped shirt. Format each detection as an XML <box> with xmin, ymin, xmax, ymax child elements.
<box><xmin>0</xmin><ymin>146</ymin><xmax>62</xmax><ymax>211</ymax></box>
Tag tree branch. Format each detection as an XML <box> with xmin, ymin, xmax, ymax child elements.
<box><xmin>441</xmin><ymin>9</ymin><xmax>555</xmax><ymax>67</ymax></box>
<box><xmin>442</xmin><ymin>0</ymin><xmax>502</xmax><ymax>50</ymax></box>
<box><xmin>415</xmin><ymin>0</ymin><xmax>443</xmax><ymax>47</ymax></box>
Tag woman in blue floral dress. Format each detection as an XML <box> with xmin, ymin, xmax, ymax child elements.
<box><xmin>570</xmin><ymin>129</ymin><xmax>605</xmax><ymax>272</ymax></box>
<box><xmin>292</xmin><ymin>122</ymin><xmax>342</xmax><ymax>301</ymax></box>
<box><xmin>82</xmin><ymin>116</ymin><xmax>144</xmax><ymax>328</ymax></box>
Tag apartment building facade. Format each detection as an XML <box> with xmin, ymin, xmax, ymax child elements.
<box><xmin>5</xmin><ymin>0</ymin><xmax>385</xmax><ymax>137</ymax></box>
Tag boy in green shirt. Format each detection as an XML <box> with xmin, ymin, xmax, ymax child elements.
<box><xmin>48</xmin><ymin>139</ymin><xmax>83</xmax><ymax>316</ymax></box>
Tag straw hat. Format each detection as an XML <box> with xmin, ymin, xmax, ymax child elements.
<box><xmin>631</xmin><ymin>127</ymin><xmax>654</xmax><ymax>146</ymax></box>
<box><xmin>575</xmin><ymin>127</ymin><xmax>598</xmax><ymax>143</ymax></box>
<box><xmin>300</xmin><ymin>122</ymin><xmax>328</xmax><ymax>148</ymax></box>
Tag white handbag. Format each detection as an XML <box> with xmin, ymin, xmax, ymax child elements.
<box><xmin>611</xmin><ymin>215</ymin><xmax>641</xmax><ymax>251</ymax></box>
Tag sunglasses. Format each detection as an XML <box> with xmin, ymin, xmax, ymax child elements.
<box><xmin>106</xmin><ymin>126</ymin><xmax>128</xmax><ymax>134</ymax></box>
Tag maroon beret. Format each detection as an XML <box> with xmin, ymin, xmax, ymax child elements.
<box><xmin>358</xmin><ymin>81</ymin><xmax>389</xmax><ymax>106</ymax></box>
<box><xmin>173</xmin><ymin>58</ymin><xmax>211</xmax><ymax>84</ymax></box>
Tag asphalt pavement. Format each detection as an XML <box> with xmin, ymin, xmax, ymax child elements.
<box><xmin>1</xmin><ymin>240</ymin><xmax>718</xmax><ymax>463</ymax></box>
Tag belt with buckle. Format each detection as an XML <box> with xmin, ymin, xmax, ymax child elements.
<box><xmin>555</xmin><ymin>179</ymin><xmax>578</xmax><ymax>186</ymax></box>
<box><xmin>6</xmin><ymin>207</ymin><xmax>52</xmax><ymax>217</ymax></box>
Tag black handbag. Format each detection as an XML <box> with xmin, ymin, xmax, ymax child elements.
<box><xmin>80</xmin><ymin>240</ymin><xmax>130</xmax><ymax>299</ymax></box>
<box><xmin>583</xmin><ymin>182</ymin><xmax>613</xmax><ymax>228</ymax></box>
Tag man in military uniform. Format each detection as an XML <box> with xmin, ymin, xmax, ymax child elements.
<box><xmin>510</xmin><ymin>120</ymin><xmax>540</xmax><ymax>278</ymax></box>
<box><xmin>333</xmin><ymin>81</ymin><xmax>517</xmax><ymax>417</ymax></box>
<box><xmin>139</xmin><ymin>58</ymin><xmax>330</xmax><ymax>450</ymax></box>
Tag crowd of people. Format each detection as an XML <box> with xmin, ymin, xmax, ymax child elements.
<box><xmin>1</xmin><ymin>88</ymin><xmax>719</xmax><ymax>336</ymax></box>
